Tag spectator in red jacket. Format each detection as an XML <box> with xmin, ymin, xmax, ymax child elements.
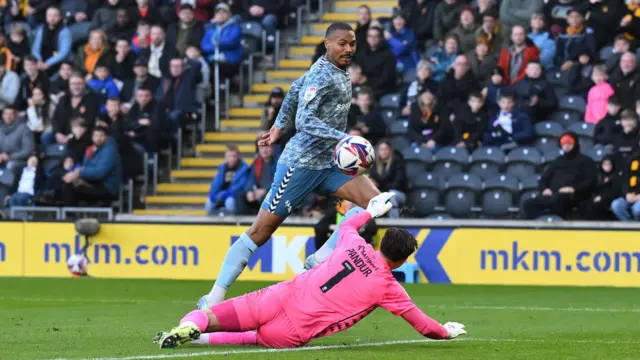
<box><xmin>497</xmin><ymin>24</ymin><xmax>540</xmax><ymax>85</ymax></box>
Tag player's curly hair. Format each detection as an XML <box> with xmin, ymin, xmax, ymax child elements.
<box><xmin>380</xmin><ymin>228</ymin><xmax>418</xmax><ymax>262</ymax></box>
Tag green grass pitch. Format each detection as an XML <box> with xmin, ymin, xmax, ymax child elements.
<box><xmin>1</xmin><ymin>278</ymin><xmax>639</xmax><ymax>360</ymax></box>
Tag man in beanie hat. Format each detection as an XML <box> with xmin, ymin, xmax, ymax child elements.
<box><xmin>523</xmin><ymin>132</ymin><xmax>596</xmax><ymax>219</ymax></box>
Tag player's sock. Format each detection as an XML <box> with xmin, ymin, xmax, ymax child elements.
<box><xmin>196</xmin><ymin>332</ymin><xmax>257</xmax><ymax>346</ymax></box>
<box><xmin>311</xmin><ymin>206</ymin><xmax>364</xmax><ymax>264</ymax></box>
<box><xmin>180</xmin><ymin>310</ymin><xmax>209</xmax><ymax>332</ymax></box>
<box><xmin>206</xmin><ymin>233</ymin><xmax>258</xmax><ymax>305</ymax></box>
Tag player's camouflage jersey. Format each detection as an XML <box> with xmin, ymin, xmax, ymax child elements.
<box><xmin>274</xmin><ymin>56</ymin><xmax>351</xmax><ymax>170</ymax></box>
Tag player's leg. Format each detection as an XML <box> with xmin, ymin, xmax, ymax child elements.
<box><xmin>305</xmin><ymin>171</ymin><xmax>381</xmax><ymax>268</ymax></box>
<box><xmin>199</xmin><ymin>165</ymin><xmax>325</xmax><ymax>308</ymax></box>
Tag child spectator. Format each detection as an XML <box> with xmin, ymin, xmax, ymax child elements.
<box><xmin>87</xmin><ymin>64</ymin><xmax>120</xmax><ymax>111</ymax></box>
<box><xmin>49</xmin><ymin>61</ymin><xmax>72</xmax><ymax>103</ymax></box>
<box><xmin>482</xmin><ymin>67</ymin><xmax>506</xmax><ymax>116</ymax></box>
<box><xmin>66</xmin><ymin>117</ymin><xmax>92</xmax><ymax>165</ymax></box>
<box><xmin>131</xmin><ymin>21</ymin><xmax>151</xmax><ymax>55</ymax></box>
<box><xmin>527</xmin><ymin>13</ymin><xmax>556</xmax><ymax>69</ymax></box>
<box><xmin>185</xmin><ymin>45</ymin><xmax>210</xmax><ymax>91</ymax></box>
<box><xmin>408</xmin><ymin>91</ymin><xmax>455</xmax><ymax>149</ymax></box>
<box><xmin>7</xmin><ymin>23</ymin><xmax>30</xmax><ymax>73</ymax></box>
<box><xmin>484</xmin><ymin>92</ymin><xmax>533</xmax><ymax>150</ymax></box>
<box><xmin>585</xmin><ymin>65</ymin><xmax>615</xmax><ymax>124</ymax></box>
<box><xmin>5</xmin><ymin>154</ymin><xmax>41</xmax><ymax>208</ymax></box>
<box><xmin>594</xmin><ymin>96</ymin><xmax>622</xmax><ymax>146</ymax></box>
<box><xmin>26</xmin><ymin>86</ymin><xmax>50</xmax><ymax>141</ymax></box>
<box><xmin>580</xmin><ymin>155</ymin><xmax>619</xmax><ymax>220</ymax></box>
<box><xmin>430</xmin><ymin>34</ymin><xmax>459</xmax><ymax>82</ymax></box>
<box><xmin>452</xmin><ymin>92</ymin><xmax>488</xmax><ymax>149</ymax></box>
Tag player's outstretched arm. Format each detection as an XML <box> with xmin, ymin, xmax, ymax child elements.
<box><xmin>401</xmin><ymin>307</ymin><xmax>467</xmax><ymax>340</ymax></box>
<box><xmin>274</xmin><ymin>74</ymin><xmax>307</xmax><ymax>130</ymax></box>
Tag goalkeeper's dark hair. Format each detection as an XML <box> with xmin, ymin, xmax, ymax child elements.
<box><xmin>325</xmin><ymin>22</ymin><xmax>354</xmax><ymax>38</ymax></box>
<box><xmin>380</xmin><ymin>228</ymin><xmax>418</xmax><ymax>262</ymax></box>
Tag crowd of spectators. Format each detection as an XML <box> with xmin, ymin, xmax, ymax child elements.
<box><xmin>0</xmin><ymin>0</ymin><xmax>295</xmax><ymax>216</ymax></box>
<box><xmin>218</xmin><ymin>0</ymin><xmax>640</xmax><ymax>223</ymax></box>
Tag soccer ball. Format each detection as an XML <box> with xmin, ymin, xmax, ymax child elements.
<box><xmin>334</xmin><ymin>136</ymin><xmax>375</xmax><ymax>176</ymax></box>
<box><xmin>67</xmin><ymin>254</ymin><xmax>89</xmax><ymax>277</ymax></box>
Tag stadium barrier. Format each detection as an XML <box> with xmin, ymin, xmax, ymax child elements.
<box><xmin>1</xmin><ymin>219</ymin><xmax>640</xmax><ymax>287</ymax></box>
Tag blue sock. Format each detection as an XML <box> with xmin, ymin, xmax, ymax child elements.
<box><xmin>213</xmin><ymin>233</ymin><xmax>258</xmax><ymax>290</ymax></box>
<box><xmin>312</xmin><ymin>207</ymin><xmax>364</xmax><ymax>264</ymax></box>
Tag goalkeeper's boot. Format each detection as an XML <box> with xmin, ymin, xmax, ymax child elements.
<box><xmin>196</xmin><ymin>295</ymin><xmax>209</xmax><ymax>311</ymax></box>
<box><xmin>153</xmin><ymin>321</ymin><xmax>201</xmax><ymax>349</ymax></box>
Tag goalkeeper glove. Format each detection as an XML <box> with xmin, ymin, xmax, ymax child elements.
<box><xmin>443</xmin><ymin>322</ymin><xmax>467</xmax><ymax>339</ymax></box>
<box><xmin>365</xmin><ymin>192</ymin><xmax>395</xmax><ymax>218</ymax></box>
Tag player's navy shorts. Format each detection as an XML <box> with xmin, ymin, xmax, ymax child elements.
<box><xmin>261</xmin><ymin>164</ymin><xmax>353</xmax><ymax>217</ymax></box>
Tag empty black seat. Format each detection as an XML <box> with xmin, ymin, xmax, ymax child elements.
<box><xmin>402</xmin><ymin>147</ymin><xmax>433</xmax><ymax>181</ymax></box>
<box><xmin>432</xmin><ymin>146</ymin><xmax>469</xmax><ymax>179</ymax></box>
<box><xmin>550</xmin><ymin>110</ymin><xmax>582</xmax><ymax>127</ymax></box>
<box><xmin>558</xmin><ymin>94</ymin><xmax>587</xmax><ymax>114</ymax></box>
<box><xmin>534</xmin><ymin>121</ymin><xmax>564</xmax><ymax>138</ymax></box>
<box><xmin>505</xmin><ymin>147</ymin><xmax>542</xmax><ymax>180</ymax></box>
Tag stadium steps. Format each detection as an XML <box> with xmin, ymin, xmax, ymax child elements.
<box><xmin>141</xmin><ymin>8</ymin><xmax>379</xmax><ymax>215</ymax></box>
<box><xmin>133</xmin><ymin>209</ymin><xmax>206</xmax><ymax>216</ymax></box>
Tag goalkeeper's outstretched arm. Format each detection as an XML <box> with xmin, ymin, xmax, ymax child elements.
<box><xmin>401</xmin><ymin>307</ymin><xmax>467</xmax><ymax>340</ymax></box>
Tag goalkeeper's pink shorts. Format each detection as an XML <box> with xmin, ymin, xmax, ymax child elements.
<box><xmin>209</xmin><ymin>284</ymin><xmax>304</xmax><ymax>348</ymax></box>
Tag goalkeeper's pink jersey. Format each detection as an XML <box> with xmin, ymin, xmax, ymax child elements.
<box><xmin>273</xmin><ymin>211</ymin><xmax>416</xmax><ymax>343</ymax></box>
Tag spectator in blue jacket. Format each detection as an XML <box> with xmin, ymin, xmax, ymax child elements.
<box><xmin>430</xmin><ymin>33</ymin><xmax>459</xmax><ymax>82</ymax></box>
<box><xmin>87</xmin><ymin>64</ymin><xmax>120</xmax><ymax>111</ymax></box>
<box><xmin>61</xmin><ymin>126</ymin><xmax>122</xmax><ymax>206</ymax></box>
<box><xmin>484</xmin><ymin>91</ymin><xmax>533</xmax><ymax>150</ymax></box>
<box><xmin>206</xmin><ymin>144</ymin><xmax>250</xmax><ymax>215</ymax></box>
<box><xmin>528</xmin><ymin>13</ymin><xmax>556</xmax><ymax>69</ymax></box>
<box><xmin>385</xmin><ymin>13</ymin><xmax>419</xmax><ymax>74</ymax></box>
<box><xmin>31</xmin><ymin>7</ymin><xmax>72</xmax><ymax>75</ymax></box>
<box><xmin>555</xmin><ymin>8</ymin><xmax>596</xmax><ymax>72</ymax></box>
<box><xmin>201</xmin><ymin>3</ymin><xmax>243</xmax><ymax>80</ymax></box>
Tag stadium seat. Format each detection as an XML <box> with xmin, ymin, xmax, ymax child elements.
<box><xmin>536</xmin><ymin>214</ymin><xmax>564</xmax><ymax>222</ymax></box>
<box><xmin>585</xmin><ymin>146</ymin><xmax>612</xmax><ymax>162</ymax></box>
<box><xmin>558</xmin><ymin>95</ymin><xmax>587</xmax><ymax>114</ymax></box>
<box><xmin>505</xmin><ymin>147</ymin><xmax>542</xmax><ymax>180</ymax></box>
<box><xmin>392</xmin><ymin>262</ymin><xmax>421</xmax><ymax>283</ymax></box>
<box><xmin>550</xmin><ymin>110</ymin><xmax>582</xmax><ymax>127</ymax></box>
<box><xmin>534</xmin><ymin>121</ymin><xmax>564</xmax><ymax>138</ymax></box>
<box><xmin>469</xmin><ymin>147</ymin><xmax>505</xmax><ymax>180</ymax></box>
<box><xmin>540</xmin><ymin>146</ymin><xmax>563</xmax><ymax>164</ymax></box>
<box><xmin>381</xmin><ymin>109</ymin><xmax>400</xmax><ymax>126</ymax></box>
<box><xmin>519</xmin><ymin>189</ymin><xmax>540</xmax><ymax>209</ymax></box>
<box><xmin>389</xmin><ymin>120</ymin><xmax>410</xmax><ymax>150</ymax></box>
<box><xmin>599</xmin><ymin>46</ymin><xmax>615</xmax><ymax>62</ymax></box>
<box><xmin>547</xmin><ymin>69</ymin><xmax>572</xmax><ymax>88</ymax></box>
<box><xmin>0</xmin><ymin>168</ymin><xmax>15</xmax><ymax>189</ymax></box>
<box><xmin>403</xmin><ymin>68</ymin><xmax>417</xmax><ymax>84</ymax></box>
<box><xmin>402</xmin><ymin>147</ymin><xmax>433</xmax><ymax>181</ymax></box>
<box><xmin>411</xmin><ymin>172</ymin><xmax>445</xmax><ymax>191</ymax></box>
<box><xmin>408</xmin><ymin>188</ymin><xmax>441</xmax><ymax>217</ymax></box>
<box><xmin>481</xmin><ymin>174</ymin><xmax>519</xmax><ymax>218</ymax></box>
<box><xmin>520</xmin><ymin>175</ymin><xmax>540</xmax><ymax>192</ymax></box>
<box><xmin>427</xmin><ymin>213</ymin><xmax>453</xmax><ymax>220</ymax></box>
<box><xmin>380</xmin><ymin>93</ymin><xmax>402</xmax><ymax>109</ymax></box>
<box><xmin>444</xmin><ymin>189</ymin><xmax>476</xmax><ymax>218</ymax></box>
<box><xmin>535</xmin><ymin>137</ymin><xmax>560</xmax><ymax>154</ymax></box>
<box><xmin>432</xmin><ymin>147</ymin><xmax>469</xmax><ymax>180</ymax></box>
<box><xmin>43</xmin><ymin>144</ymin><xmax>67</xmax><ymax>171</ymax></box>
<box><xmin>568</xmin><ymin>122</ymin><xmax>595</xmax><ymax>139</ymax></box>
<box><xmin>554</xmin><ymin>87</ymin><xmax>569</xmax><ymax>101</ymax></box>
<box><xmin>444</xmin><ymin>173</ymin><xmax>481</xmax><ymax>218</ymax></box>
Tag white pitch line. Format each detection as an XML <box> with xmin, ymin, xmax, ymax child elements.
<box><xmin>5</xmin><ymin>297</ymin><xmax>640</xmax><ymax>313</ymax></box>
<box><xmin>46</xmin><ymin>338</ymin><xmax>640</xmax><ymax>360</ymax></box>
